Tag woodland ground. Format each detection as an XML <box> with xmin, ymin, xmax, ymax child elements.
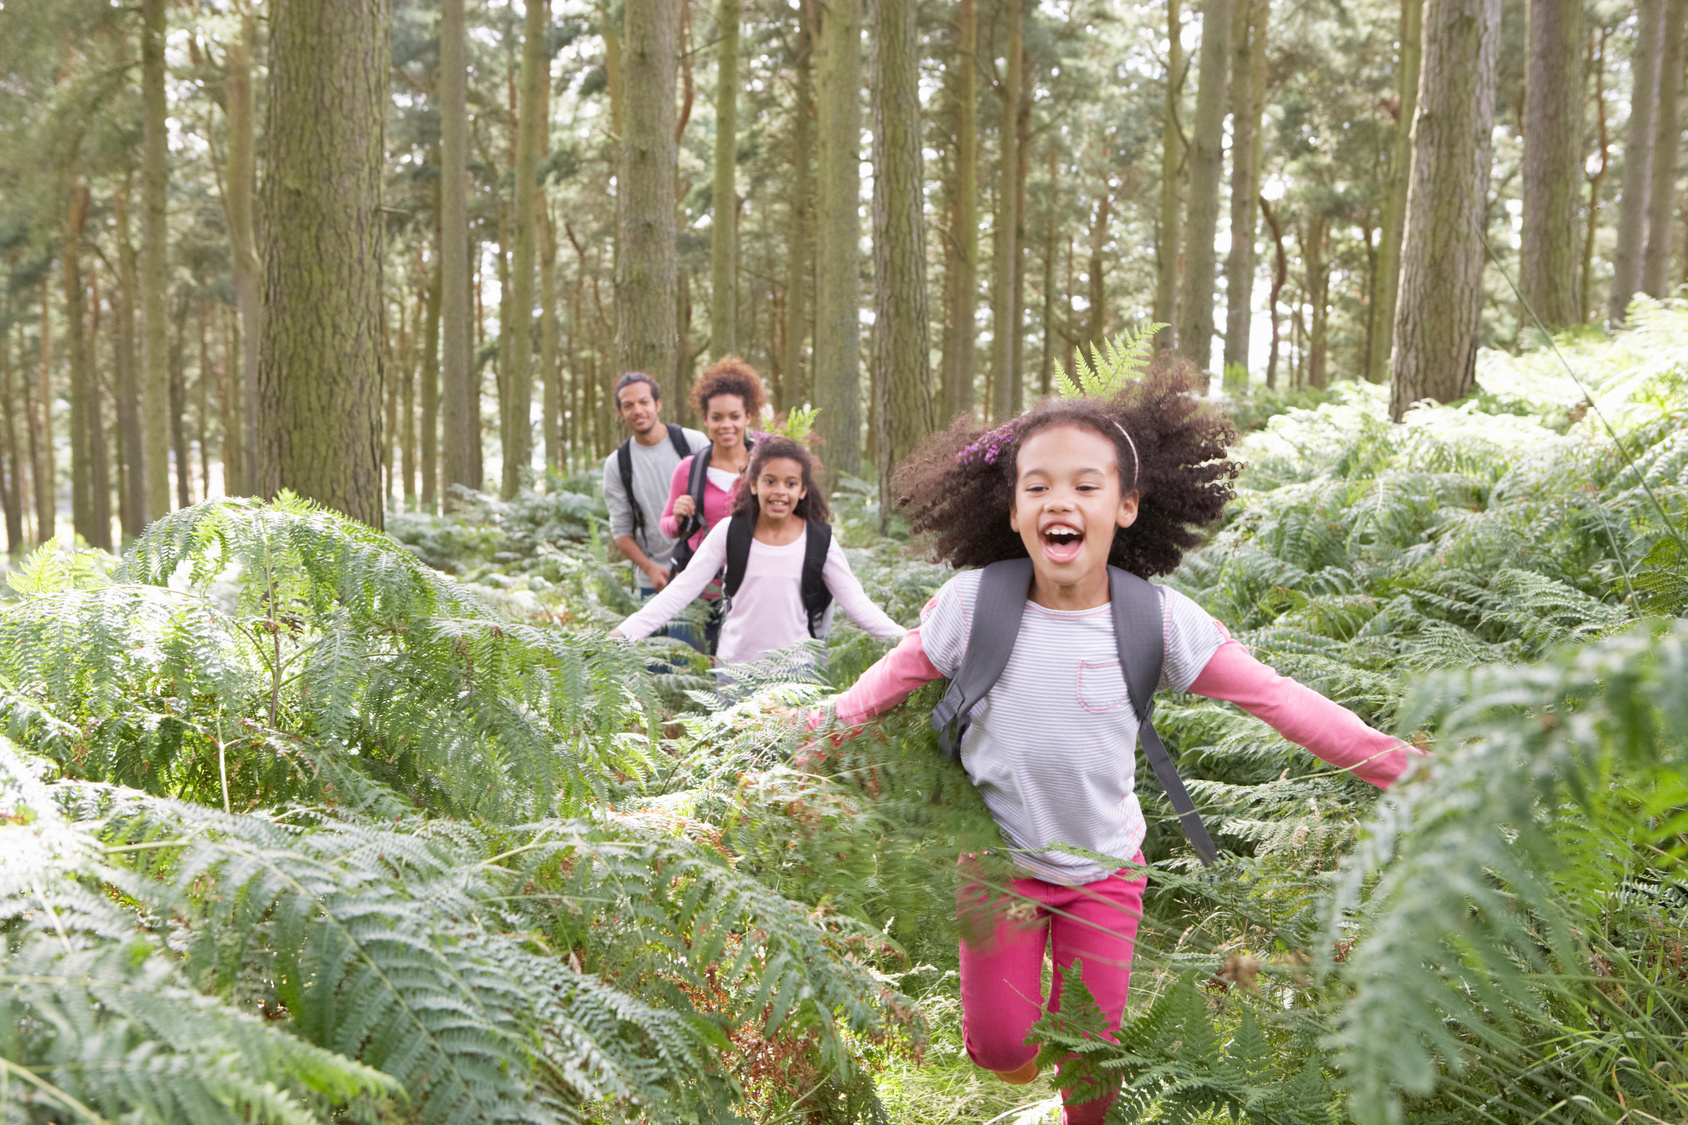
<box><xmin>2</xmin><ymin>306</ymin><xmax>1686</xmax><ymax>1125</ymax></box>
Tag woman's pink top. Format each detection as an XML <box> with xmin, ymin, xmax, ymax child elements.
<box><xmin>659</xmin><ymin>454</ymin><xmax>740</xmax><ymax>550</ymax></box>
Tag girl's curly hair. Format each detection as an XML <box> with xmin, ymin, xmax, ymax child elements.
<box><xmin>893</xmin><ymin>362</ymin><xmax>1239</xmax><ymax>576</ymax></box>
<box><xmin>729</xmin><ymin>436</ymin><xmax>832</xmax><ymax>524</ymax></box>
<box><xmin>691</xmin><ymin>355</ymin><xmax>768</xmax><ymax>420</ymax></box>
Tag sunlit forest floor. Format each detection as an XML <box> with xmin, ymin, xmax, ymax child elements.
<box><xmin>3</xmin><ymin>306</ymin><xmax>1686</xmax><ymax>1124</ymax></box>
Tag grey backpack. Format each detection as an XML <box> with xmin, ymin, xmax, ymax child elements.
<box><xmin>928</xmin><ymin>557</ymin><xmax>1220</xmax><ymax>865</ymax></box>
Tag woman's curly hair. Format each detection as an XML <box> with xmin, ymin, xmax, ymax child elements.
<box><xmin>691</xmin><ymin>355</ymin><xmax>768</xmax><ymax>420</ymax></box>
<box><xmin>729</xmin><ymin>435</ymin><xmax>832</xmax><ymax>524</ymax></box>
<box><xmin>893</xmin><ymin>362</ymin><xmax>1239</xmax><ymax>577</ymax></box>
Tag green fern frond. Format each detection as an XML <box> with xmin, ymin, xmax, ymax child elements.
<box><xmin>1052</xmin><ymin>322</ymin><xmax>1165</xmax><ymax>399</ymax></box>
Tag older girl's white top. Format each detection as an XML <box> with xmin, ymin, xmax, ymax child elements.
<box><xmin>617</xmin><ymin>518</ymin><xmax>906</xmax><ymax>664</ymax></box>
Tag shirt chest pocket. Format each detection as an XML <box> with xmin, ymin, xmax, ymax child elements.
<box><xmin>1077</xmin><ymin>659</ymin><xmax>1130</xmax><ymax>713</ymax></box>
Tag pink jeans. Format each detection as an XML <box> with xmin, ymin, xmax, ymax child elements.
<box><xmin>957</xmin><ymin>859</ymin><xmax>1146</xmax><ymax>1125</ymax></box>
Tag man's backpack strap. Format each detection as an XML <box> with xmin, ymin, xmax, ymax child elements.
<box><xmin>1108</xmin><ymin>566</ymin><xmax>1219</xmax><ymax>866</ymax></box>
<box><xmin>801</xmin><ymin>521</ymin><xmax>834</xmax><ymax>638</ymax></box>
<box><xmin>616</xmin><ymin>440</ymin><xmax>642</xmax><ymax>546</ymax></box>
<box><xmin>666</xmin><ymin>423</ymin><xmax>690</xmax><ymax>459</ymax></box>
<box><xmin>929</xmin><ymin>558</ymin><xmax>1034</xmax><ymax>761</ymax></box>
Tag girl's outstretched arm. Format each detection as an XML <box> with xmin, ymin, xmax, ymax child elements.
<box><xmin>812</xmin><ymin>627</ymin><xmax>944</xmax><ymax>730</ymax></box>
<box><xmin>614</xmin><ymin>520</ymin><xmax>727</xmax><ymax>641</ymax></box>
<box><xmin>1187</xmin><ymin>635</ymin><xmax>1426</xmax><ymax>789</ymax></box>
<box><xmin>820</xmin><ymin>540</ymin><xmax>906</xmax><ymax>644</ymax></box>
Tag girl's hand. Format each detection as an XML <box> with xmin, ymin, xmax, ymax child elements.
<box><xmin>609</xmin><ymin>628</ymin><xmax>625</xmax><ymax>639</ymax></box>
<box><xmin>671</xmin><ymin>494</ymin><xmax>696</xmax><ymax>520</ymax></box>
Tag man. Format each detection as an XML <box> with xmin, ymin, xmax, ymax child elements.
<box><xmin>601</xmin><ymin>371</ymin><xmax>707</xmax><ymax>598</ymax></box>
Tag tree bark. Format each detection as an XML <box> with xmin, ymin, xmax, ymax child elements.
<box><xmin>1154</xmin><ymin>0</ymin><xmax>1184</xmax><ymax>353</ymax></box>
<box><xmin>440</xmin><ymin>0</ymin><xmax>477</xmax><ymax>506</ymax></box>
<box><xmin>1643</xmin><ymin>0</ymin><xmax>1684</xmax><ymax>297</ymax></box>
<box><xmin>814</xmin><ymin>0</ymin><xmax>864</xmax><ymax>475</ymax></box>
<box><xmin>224</xmin><ymin>5</ymin><xmax>263</xmax><ymax>494</ymax></box>
<box><xmin>1609</xmin><ymin>0</ymin><xmax>1664</xmax><ymax>323</ymax></box>
<box><xmin>1223</xmin><ymin>0</ymin><xmax>1269</xmax><ymax>374</ymax></box>
<box><xmin>34</xmin><ymin>288</ymin><xmax>54</xmax><ymax>544</ymax></box>
<box><xmin>942</xmin><ymin>0</ymin><xmax>979</xmax><ymax>420</ymax></box>
<box><xmin>710</xmin><ymin>0</ymin><xmax>740</xmax><ymax>356</ymax></box>
<box><xmin>0</xmin><ymin>310</ymin><xmax>22</xmax><ymax>554</ymax></box>
<box><xmin>1177</xmin><ymin>0</ymin><xmax>1230</xmax><ymax>372</ymax></box>
<box><xmin>1086</xmin><ymin>187</ymin><xmax>1110</xmax><ymax>348</ymax></box>
<box><xmin>140</xmin><ymin>0</ymin><xmax>170</xmax><ymax>520</ymax></box>
<box><xmin>65</xmin><ymin>183</ymin><xmax>101</xmax><ymax>547</ymax></box>
<box><xmin>1369</xmin><ymin>0</ymin><xmax>1422</xmax><ymax>383</ymax></box>
<box><xmin>540</xmin><ymin>202</ymin><xmax>561</xmax><ymax>470</ymax></box>
<box><xmin>422</xmin><ymin>245</ymin><xmax>442</xmax><ymax>508</ymax></box>
<box><xmin>257</xmin><ymin>0</ymin><xmax>390</xmax><ymax>527</ymax></box>
<box><xmin>782</xmin><ymin>0</ymin><xmax>816</xmax><ymax>413</ymax></box>
<box><xmin>110</xmin><ymin>182</ymin><xmax>147</xmax><ymax>537</ymax></box>
<box><xmin>870</xmin><ymin>0</ymin><xmax>933</xmax><ymax>524</ymax></box>
<box><xmin>616</xmin><ymin>0</ymin><xmax>681</xmax><ymax>400</ymax></box>
<box><xmin>1390</xmin><ymin>0</ymin><xmax>1500</xmax><ymax>421</ymax></box>
<box><xmin>1583</xmin><ymin>26</ymin><xmax>1611</xmax><ymax>323</ymax></box>
<box><xmin>990</xmin><ymin>0</ymin><xmax>1023</xmax><ymax>422</ymax></box>
<box><xmin>169</xmin><ymin>296</ymin><xmax>191</xmax><ymax>508</ymax></box>
<box><xmin>1261</xmin><ymin>194</ymin><xmax>1286</xmax><ymax>387</ymax></box>
<box><xmin>1521</xmin><ymin>0</ymin><xmax>1583</xmax><ymax>332</ymax></box>
<box><xmin>221</xmin><ymin>305</ymin><xmax>244</xmax><ymax>498</ymax></box>
<box><xmin>1303</xmin><ymin>213</ymin><xmax>1329</xmax><ymax>389</ymax></box>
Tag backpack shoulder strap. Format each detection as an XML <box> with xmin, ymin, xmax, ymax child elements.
<box><xmin>616</xmin><ymin>440</ymin><xmax>643</xmax><ymax>544</ymax></box>
<box><xmin>929</xmin><ymin>557</ymin><xmax>1034</xmax><ymax>760</ymax></box>
<box><xmin>722</xmin><ymin>515</ymin><xmax>754</xmax><ymax>599</ymax></box>
<box><xmin>800</xmin><ymin>520</ymin><xmax>834</xmax><ymax>638</ymax></box>
<box><xmin>1107</xmin><ymin>566</ymin><xmax>1219</xmax><ymax>866</ymax></box>
<box><xmin>666</xmin><ymin>423</ymin><xmax>691</xmax><ymax>459</ymax></box>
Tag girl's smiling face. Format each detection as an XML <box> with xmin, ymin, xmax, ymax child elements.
<box><xmin>704</xmin><ymin>393</ymin><xmax>749</xmax><ymax>450</ymax></box>
<box><xmin>1008</xmin><ymin>424</ymin><xmax>1139</xmax><ymax>608</ymax></box>
<box><xmin>750</xmin><ymin>456</ymin><xmax>808</xmax><ymax>521</ymax></box>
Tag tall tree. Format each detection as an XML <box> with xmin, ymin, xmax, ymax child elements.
<box><xmin>1177</xmin><ymin>0</ymin><xmax>1230</xmax><ymax>372</ymax></box>
<box><xmin>1369</xmin><ymin>0</ymin><xmax>1422</xmax><ymax>382</ymax></box>
<box><xmin>1642</xmin><ymin>0</ymin><xmax>1684</xmax><ymax>297</ymax></box>
<box><xmin>989</xmin><ymin>0</ymin><xmax>1022</xmax><ymax>422</ymax></box>
<box><xmin>1390</xmin><ymin>0</ymin><xmax>1500</xmax><ymax>421</ymax></box>
<box><xmin>1608</xmin><ymin>0</ymin><xmax>1664</xmax><ymax>324</ymax></box>
<box><xmin>34</xmin><ymin>288</ymin><xmax>54</xmax><ymax>544</ymax></box>
<box><xmin>941</xmin><ymin>0</ymin><xmax>979</xmax><ymax>420</ymax></box>
<box><xmin>1521</xmin><ymin>0</ymin><xmax>1584</xmax><ymax>332</ymax></box>
<box><xmin>710</xmin><ymin>0</ymin><xmax>740</xmax><ymax>357</ymax></box>
<box><xmin>113</xmin><ymin>180</ymin><xmax>146</xmax><ymax>538</ymax></box>
<box><xmin>140</xmin><ymin>0</ymin><xmax>169</xmax><ymax>521</ymax></box>
<box><xmin>813</xmin><ymin>0</ymin><xmax>863</xmax><ymax>475</ymax></box>
<box><xmin>257</xmin><ymin>0</ymin><xmax>391</xmax><ymax>526</ymax></box>
<box><xmin>780</xmin><ymin>0</ymin><xmax>816</xmax><ymax>413</ymax></box>
<box><xmin>440</xmin><ymin>0</ymin><xmax>478</xmax><ymax>505</ymax></box>
<box><xmin>540</xmin><ymin>204</ymin><xmax>561</xmax><ymax>470</ymax></box>
<box><xmin>1154</xmin><ymin>0</ymin><xmax>1184</xmax><ymax>354</ymax></box>
<box><xmin>506</xmin><ymin>0</ymin><xmax>550</xmax><ymax>497</ymax></box>
<box><xmin>615</xmin><ymin>0</ymin><xmax>680</xmax><ymax>400</ymax></box>
<box><xmin>223</xmin><ymin>3</ymin><xmax>262</xmax><ymax>494</ymax></box>
<box><xmin>65</xmin><ymin>181</ymin><xmax>104</xmax><ymax>548</ymax></box>
<box><xmin>1222</xmin><ymin>0</ymin><xmax>1269</xmax><ymax>375</ymax></box>
<box><xmin>870</xmin><ymin>0</ymin><xmax>933</xmax><ymax>524</ymax></box>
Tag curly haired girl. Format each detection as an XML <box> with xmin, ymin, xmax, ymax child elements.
<box><xmin>814</xmin><ymin>365</ymin><xmax>1424</xmax><ymax>1124</ymax></box>
<box><xmin>616</xmin><ymin>436</ymin><xmax>904</xmax><ymax>666</ymax></box>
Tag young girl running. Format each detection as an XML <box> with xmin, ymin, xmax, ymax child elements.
<box><xmin>813</xmin><ymin>369</ymin><xmax>1424</xmax><ymax>1125</ymax></box>
<box><xmin>614</xmin><ymin>436</ymin><xmax>905</xmax><ymax>666</ymax></box>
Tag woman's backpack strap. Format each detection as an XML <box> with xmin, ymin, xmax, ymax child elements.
<box><xmin>929</xmin><ymin>558</ymin><xmax>1034</xmax><ymax>760</ymax></box>
<box><xmin>1107</xmin><ymin>566</ymin><xmax>1219</xmax><ymax>866</ymax></box>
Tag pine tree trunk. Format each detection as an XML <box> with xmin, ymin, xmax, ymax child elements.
<box><xmin>990</xmin><ymin>0</ymin><xmax>1022</xmax><ymax>422</ymax></box>
<box><xmin>1609</xmin><ymin>0</ymin><xmax>1664</xmax><ymax>323</ymax></box>
<box><xmin>1</xmin><ymin>312</ymin><xmax>22</xmax><ymax>554</ymax></box>
<box><xmin>258</xmin><ymin>0</ymin><xmax>391</xmax><ymax>527</ymax></box>
<box><xmin>422</xmin><ymin>247</ymin><xmax>441</xmax><ymax>508</ymax></box>
<box><xmin>870</xmin><ymin>0</ymin><xmax>933</xmax><ymax>524</ymax></box>
<box><xmin>711</xmin><ymin>0</ymin><xmax>740</xmax><ymax>356</ymax></box>
<box><xmin>1177</xmin><ymin>0</ymin><xmax>1230</xmax><ymax>372</ymax></box>
<box><xmin>440</xmin><ymin>0</ymin><xmax>477</xmax><ymax>507</ymax></box>
<box><xmin>112</xmin><ymin>181</ymin><xmax>146</xmax><ymax>535</ymax></box>
<box><xmin>169</xmin><ymin>297</ymin><xmax>191</xmax><ymax>508</ymax></box>
<box><xmin>1086</xmin><ymin>189</ymin><xmax>1110</xmax><ymax>348</ymax></box>
<box><xmin>1154</xmin><ymin>0</ymin><xmax>1184</xmax><ymax>353</ymax></box>
<box><xmin>225</xmin><ymin>5</ymin><xmax>262</xmax><ymax>495</ymax></box>
<box><xmin>505</xmin><ymin>0</ymin><xmax>548</xmax><ymax>497</ymax></box>
<box><xmin>33</xmin><ymin>290</ymin><xmax>54</xmax><ymax>544</ymax></box>
<box><xmin>90</xmin><ymin>284</ymin><xmax>112</xmax><ymax>544</ymax></box>
<box><xmin>1261</xmin><ymin>194</ymin><xmax>1286</xmax><ymax>387</ymax></box>
<box><xmin>196</xmin><ymin>304</ymin><xmax>211</xmax><ymax>500</ymax></box>
<box><xmin>141</xmin><ymin>0</ymin><xmax>170</xmax><ymax>520</ymax></box>
<box><xmin>540</xmin><ymin>202</ymin><xmax>561</xmax><ymax>470</ymax></box>
<box><xmin>221</xmin><ymin>305</ymin><xmax>244</xmax><ymax>498</ymax></box>
<box><xmin>1368</xmin><ymin>0</ymin><xmax>1422</xmax><ymax>383</ymax></box>
<box><xmin>1642</xmin><ymin>0</ymin><xmax>1684</xmax><ymax>296</ymax></box>
<box><xmin>943</xmin><ymin>0</ymin><xmax>979</xmax><ymax>420</ymax></box>
<box><xmin>616</xmin><ymin>0</ymin><xmax>680</xmax><ymax>399</ymax></box>
<box><xmin>65</xmin><ymin>183</ymin><xmax>100</xmax><ymax>546</ymax></box>
<box><xmin>814</xmin><ymin>0</ymin><xmax>864</xmax><ymax>475</ymax></box>
<box><xmin>1223</xmin><ymin>0</ymin><xmax>1269</xmax><ymax>374</ymax></box>
<box><xmin>1038</xmin><ymin>147</ymin><xmax>1057</xmax><ymax>399</ymax></box>
<box><xmin>1582</xmin><ymin>27</ymin><xmax>1611</xmax><ymax>323</ymax></box>
<box><xmin>1521</xmin><ymin>0</ymin><xmax>1583</xmax><ymax>331</ymax></box>
<box><xmin>1390</xmin><ymin>0</ymin><xmax>1500</xmax><ymax>421</ymax></box>
<box><xmin>1304</xmin><ymin>213</ymin><xmax>1329</xmax><ymax>389</ymax></box>
<box><xmin>1010</xmin><ymin>76</ymin><xmax>1030</xmax><ymax>410</ymax></box>
<box><xmin>781</xmin><ymin>1</ymin><xmax>815</xmax><ymax>413</ymax></box>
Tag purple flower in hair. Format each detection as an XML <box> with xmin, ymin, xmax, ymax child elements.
<box><xmin>954</xmin><ymin>420</ymin><xmax>1021</xmax><ymax>467</ymax></box>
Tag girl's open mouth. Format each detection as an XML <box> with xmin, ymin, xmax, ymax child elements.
<box><xmin>1040</xmin><ymin>523</ymin><xmax>1085</xmax><ymax>564</ymax></box>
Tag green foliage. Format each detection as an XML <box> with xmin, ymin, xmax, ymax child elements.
<box><xmin>1053</xmin><ymin>323</ymin><xmax>1164</xmax><ymax>400</ymax></box>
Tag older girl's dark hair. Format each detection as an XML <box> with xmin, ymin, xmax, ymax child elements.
<box><xmin>692</xmin><ymin>355</ymin><xmax>768</xmax><ymax>420</ymax></box>
<box><xmin>893</xmin><ymin>361</ymin><xmax>1239</xmax><ymax>577</ymax></box>
<box><xmin>730</xmin><ymin>435</ymin><xmax>832</xmax><ymax>524</ymax></box>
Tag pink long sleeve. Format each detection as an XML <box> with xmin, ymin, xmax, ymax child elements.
<box><xmin>809</xmin><ymin>627</ymin><xmax>945</xmax><ymax>731</ymax></box>
<box><xmin>1186</xmin><ymin>639</ymin><xmax>1425</xmax><ymax>789</ymax></box>
<box><xmin>658</xmin><ymin>457</ymin><xmax>691</xmax><ymax>540</ymax></box>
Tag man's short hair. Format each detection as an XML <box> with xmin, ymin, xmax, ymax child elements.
<box><xmin>614</xmin><ymin>371</ymin><xmax>661</xmax><ymax>405</ymax></box>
